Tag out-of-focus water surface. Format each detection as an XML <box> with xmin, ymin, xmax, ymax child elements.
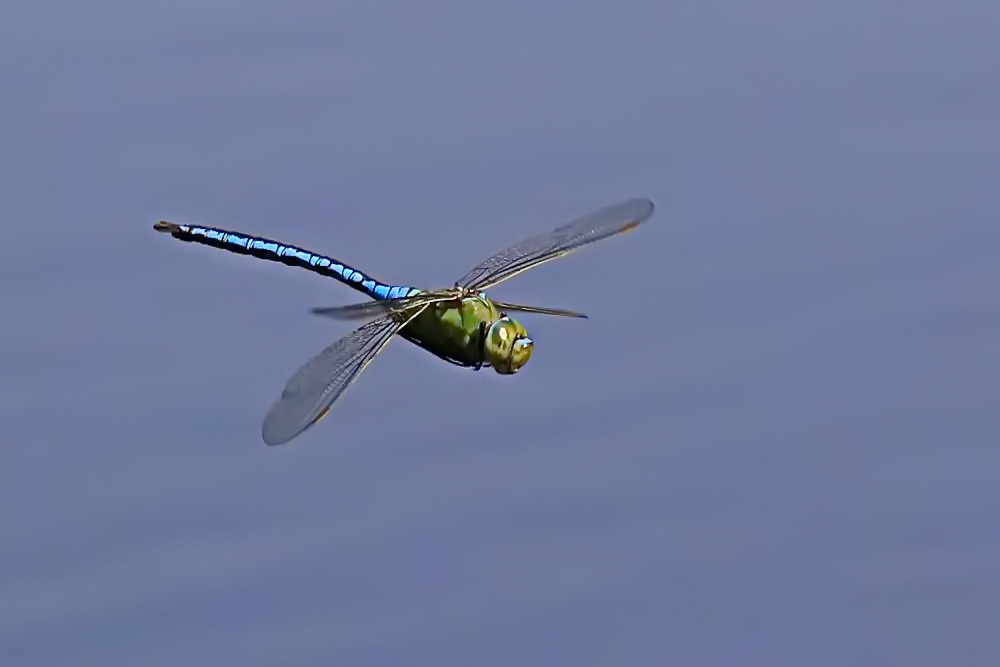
<box><xmin>2</xmin><ymin>2</ymin><xmax>998</xmax><ymax>665</ymax></box>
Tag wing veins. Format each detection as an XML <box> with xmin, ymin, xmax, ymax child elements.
<box><xmin>456</xmin><ymin>199</ymin><xmax>653</xmax><ymax>290</ymax></box>
<box><xmin>310</xmin><ymin>291</ymin><xmax>458</xmax><ymax>321</ymax></box>
<box><xmin>262</xmin><ymin>305</ymin><xmax>428</xmax><ymax>445</ymax></box>
<box><xmin>491</xmin><ymin>301</ymin><xmax>588</xmax><ymax>319</ymax></box>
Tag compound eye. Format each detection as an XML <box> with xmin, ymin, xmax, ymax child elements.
<box><xmin>509</xmin><ymin>335</ymin><xmax>533</xmax><ymax>372</ymax></box>
<box><xmin>485</xmin><ymin>317</ymin><xmax>532</xmax><ymax>373</ymax></box>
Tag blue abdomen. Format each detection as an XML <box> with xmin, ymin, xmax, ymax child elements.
<box><xmin>154</xmin><ymin>221</ymin><xmax>418</xmax><ymax>300</ymax></box>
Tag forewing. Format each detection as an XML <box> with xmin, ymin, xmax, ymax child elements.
<box><xmin>491</xmin><ymin>301</ymin><xmax>588</xmax><ymax>319</ymax></box>
<box><xmin>456</xmin><ymin>198</ymin><xmax>654</xmax><ymax>290</ymax></box>
<box><xmin>261</xmin><ymin>307</ymin><xmax>426</xmax><ymax>445</ymax></box>
<box><xmin>310</xmin><ymin>290</ymin><xmax>459</xmax><ymax>321</ymax></box>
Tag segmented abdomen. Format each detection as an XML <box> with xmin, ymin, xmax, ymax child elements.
<box><xmin>154</xmin><ymin>221</ymin><xmax>418</xmax><ymax>300</ymax></box>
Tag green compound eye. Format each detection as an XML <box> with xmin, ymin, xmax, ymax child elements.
<box><xmin>485</xmin><ymin>316</ymin><xmax>533</xmax><ymax>374</ymax></box>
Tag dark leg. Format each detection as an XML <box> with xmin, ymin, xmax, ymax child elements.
<box><xmin>474</xmin><ymin>321</ymin><xmax>487</xmax><ymax>371</ymax></box>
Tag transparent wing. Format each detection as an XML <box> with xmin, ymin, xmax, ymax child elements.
<box><xmin>456</xmin><ymin>198</ymin><xmax>654</xmax><ymax>290</ymax></box>
<box><xmin>310</xmin><ymin>290</ymin><xmax>460</xmax><ymax>321</ymax></box>
<box><xmin>261</xmin><ymin>306</ymin><xmax>427</xmax><ymax>445</ymax></box>
<box><xmin>491</xmin><ymin>301</ymin><xmax>588</xmax><ymax>319</ymax></box>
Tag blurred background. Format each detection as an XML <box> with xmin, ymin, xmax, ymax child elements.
<box><xmin>1</xmin><ymin>1</ymin><xmax>997</xmax><ymax>665</ymax></box>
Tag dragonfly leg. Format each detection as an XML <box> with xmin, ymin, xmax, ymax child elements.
<box><xmin>474</xmin><ymin>321</ymin><xmax>487</xmax><ymax>371</ymax></box>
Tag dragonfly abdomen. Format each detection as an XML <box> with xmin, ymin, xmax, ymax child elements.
<box><xmin>153</xmin><ymin>221</ymin><xmax>418</xmax><ymax>300</ymax></box>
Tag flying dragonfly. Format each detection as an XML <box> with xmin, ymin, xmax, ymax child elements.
<box><xmin>154</xmin><ymin>198</ymin><xmax>654</xmax><ymax>445</ymax></box>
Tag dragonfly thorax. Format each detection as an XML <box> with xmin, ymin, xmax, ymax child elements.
<box><xmin>485</xmin><ymin>316</ymin><xmax>533</xmax><ymax>374</ymax></box>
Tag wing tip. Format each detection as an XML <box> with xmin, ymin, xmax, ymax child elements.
<box><xmin>261</xmin><ymin>422</ymin><xmax>296</xmax><ymax>447</ymax></box>
<box><xmin>627</xmin><ymin>197</ymin><xmax>655</xmax><ymax>222</ymax></box>
<box><xmin>262</xmin><ymin>395</ymin><xmax>335</xmax><ymax>446</ymax></box>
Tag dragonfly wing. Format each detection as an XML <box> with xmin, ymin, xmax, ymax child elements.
<box><xmin>310</xmin><ymin>290</ymin><xmax>461</xmax><ymax>321</ymax></box>
<box><xmin>311</xmin><ymin>296</ymin><xmax>423</xmax><ymax>321</ymax></box>
<box><xmin>261</xmin><ymin>306</ymin><xmax>427</xmax><ymax>445</ymax></box>
<box><xmin>491</xmin><ymin>301</ymin><xmax>588</xmax><ymax>319</ymax></box>
<box><xmin>456</xmin><ymin>198</ymin><xmax>654</xmax><ymax>290</ymax></box>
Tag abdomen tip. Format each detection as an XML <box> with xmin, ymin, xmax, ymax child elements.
<box><xmin>154</xmin><ymin>220</ymin><xmax>180</xmax><ymax>233</ymax></box>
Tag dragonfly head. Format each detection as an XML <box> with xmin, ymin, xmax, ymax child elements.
<box><xmin>485</xmin><ymin>316</ymin><xmax>534</xmax><ymax>374</ymax></box>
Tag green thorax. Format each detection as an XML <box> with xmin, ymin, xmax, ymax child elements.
<box><xmin>400</xmin><ymin>292</ymin><xmax>534</xmax><ymax>373</ymax></box>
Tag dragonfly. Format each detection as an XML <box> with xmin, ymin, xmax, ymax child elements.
<box><xmin>154</xmin><ymin>198</ymin><xmax>654</xmax><ymax>445</ymax></box>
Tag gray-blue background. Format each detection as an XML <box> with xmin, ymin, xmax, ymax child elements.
<box><xmin>2</xmin><ymin>2</ymin><xmax>998</xmax><ymax>665</ymax></box>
